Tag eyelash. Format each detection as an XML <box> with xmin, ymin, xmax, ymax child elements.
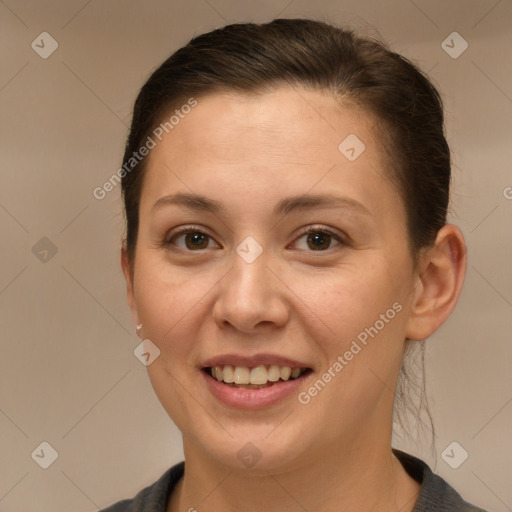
<box><xmin>163</xmin><ymin>225</ymin><xmax>346</xmax><ymax>252</ymax></box>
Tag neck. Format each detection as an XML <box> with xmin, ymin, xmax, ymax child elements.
<box><xmin>169</xmin><ymin>435</ymin><xmax>421</xmax><ymax>512</ymax></box>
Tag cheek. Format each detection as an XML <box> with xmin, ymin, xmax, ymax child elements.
<box><xmin>133</xmin><ymin>259</ymin><xmax>229</xmax><ymax>366</ymax></box>
<box><xmin>299</xmin><ymin>260</ymin><xmax>409</xmax><ymax>348</ymax></box>
<box><xmin>133</xmin><ymin>263</ymin><xmax>215</xmax><ymax>426</ymax></box>
<box><xmin>136</xmin><ymin>258</ymin><xmax>200</xmax><ymax>322</ymax></box>
<box><xmin>134</xmin><ymin>266</ymin><xmax>193</xmax><ymax>354</ymax></box>
<box><xmin>303</xmin><ymin>280</ymin><xmax>408</xmax><ymax>432</ymax></box>
<box><xmin>301</xmin><ymin>263</ymin><xmax>411</xmax><ymax>407</ymax></box>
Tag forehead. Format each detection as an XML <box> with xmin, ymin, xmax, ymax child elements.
<box><xmin>139</xmin><ymin>86</ymin><xmax>402</xmax><ymax>222</ymax></box>
<box><xmin>160</xmin><ymin>87</ymin><xmax>374</xmax><ymax>163</ymax></box>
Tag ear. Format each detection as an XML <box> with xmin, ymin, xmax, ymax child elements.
<box><xmin>405</xmin><ymin>224</ymin><xmax>467</xmax><ymax>341</ymax></box>
<box><xmin>121</xmin><ymin>242</ymin><xmax>141</xmax><ymax>332</ymax></box>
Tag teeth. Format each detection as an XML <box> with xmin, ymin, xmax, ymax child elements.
<box><xmin>280</xmin><ymin>367</ymin><xmax>292</xmax><ymax>381</ymax></box>
<box><xmin>210</xmin><ymin>365</ymin><xmax>307</xmax><ymax>386</ymax></box>
<box><xmin>234</xmin><ymin>366</ymin><xmax>250</xmax><ymax>385</ymax></box>
<box><xmin>223</xmin><ymin>364</ymin><xmax>234</xmax><ymax>383</ymax></box>
<box><xmin>249</xmin><ymin>366</ymin><xmax>268</xmax><ymax>385</ymax></box>
<box><xmin>213</xmin><ymin>366</ymin><xmax>223</xmax><ymax>381</ymax></box>
<box><xmin>267</xmin><ymin>365</ymin><xmax>281</xmax><ymax>382</ymax></box>
<box><xmin>290</xmin><ymin>368</ymin><xmax>301</xmax><ymax>379</ymax></box>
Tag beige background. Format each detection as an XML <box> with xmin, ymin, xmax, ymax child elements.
<box><xmin>1</xmin><ymin>0</ymin><xmax>511</xmax><ymax>511</ymax></box>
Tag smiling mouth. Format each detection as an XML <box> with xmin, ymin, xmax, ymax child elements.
<box><xmin>204</xmin><ymin>365</ymin><xmax>311</xmax><ymax>389</ymax></box>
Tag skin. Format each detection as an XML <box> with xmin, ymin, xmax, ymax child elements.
<box><xmin>121</xmin><ymin>86</ymin><xmax>467</xmax><ymax>512</ymax></box>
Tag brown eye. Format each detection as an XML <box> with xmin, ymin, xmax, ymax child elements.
<box><xmin>307</xmin><ymin>231</ymin><xmax>331</xmax><ymax>250</ymax></box>
<box><xmin>166</xmin><ymin>230</ymin><xmax>218</xmax><ymax>251</ymax></box>
<box><xmin>294</xmin><ymin>228</ymin><xmax>343</xmax><ymax>251</ymax></box>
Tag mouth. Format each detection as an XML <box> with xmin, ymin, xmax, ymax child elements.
<box><xmin>200</xmin><ymin>354</ymin><xmax>314</xmax><ymax>408</ymax></box>
<box><xmin>203</xmin><ymin>364</ymin><xmax>312</xmax><ymax>389</ymax></box>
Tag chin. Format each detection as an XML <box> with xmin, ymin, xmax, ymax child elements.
<box><xmin>179</xmin><ymin>414</ymin><xmax>319</xmax><ymax>475</ymax></box>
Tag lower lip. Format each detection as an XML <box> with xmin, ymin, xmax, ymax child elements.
<box><xmin>202</xmin><ymin>370</ymin><xmax>310</xmax><ymax>409</ymax></box>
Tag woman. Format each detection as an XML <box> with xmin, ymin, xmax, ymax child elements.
<box><xmin>102</xmin><ymin>18</ymin><xmax>487</xmax><ymax>512</ymax></box>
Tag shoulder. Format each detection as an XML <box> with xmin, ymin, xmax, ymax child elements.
<box><xmin>99</xmin><ymin>461</ymin><xmax>184</xmax><ymax>512</ymax></box>
<box><xmin>393</xmin><ymin>449</ymin><xmax>489</xmax><ymax>512</ymax></box>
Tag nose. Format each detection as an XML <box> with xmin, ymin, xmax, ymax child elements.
<box><xmin>211</xmin><ymin>245</ymin><xmax>290</xmax><ymax>334</ymax></box>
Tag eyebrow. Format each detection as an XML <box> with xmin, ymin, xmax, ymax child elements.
<box><xmin>151</xmin><ymin>192</ymin><xmax>372</xmax><ymax>217</ymax></box>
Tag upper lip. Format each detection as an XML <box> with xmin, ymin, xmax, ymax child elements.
<box><xmin>201</xmin><ymin>353</ymin><xmax>311</xmax><ymax>369</ymax></box>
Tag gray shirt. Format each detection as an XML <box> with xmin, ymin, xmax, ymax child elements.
<box><xmin>99</xmin><ymin>449</ymin><xmax>488</xmax><ymax>511</ymax></box>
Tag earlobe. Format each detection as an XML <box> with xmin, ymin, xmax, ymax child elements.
<box><xmin>405</xmin><ymin>224</ymin><xmax>467</xmax><ymax>341</ymax></box>
<box><xmin>120</xmin><ymin>244</ymin><xmax>141</xmax><ymax>329</ymax></box>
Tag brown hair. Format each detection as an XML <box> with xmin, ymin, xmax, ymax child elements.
<box><xmin>121</xmin><ymin>17</ymin><xmax>447</xmax><ymax>445</ymax></box>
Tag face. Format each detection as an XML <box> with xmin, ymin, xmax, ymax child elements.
<box><xmin>123</xmin><ymin>86</ymin><xmax>421</xmax><ymax>472</ymax></box>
